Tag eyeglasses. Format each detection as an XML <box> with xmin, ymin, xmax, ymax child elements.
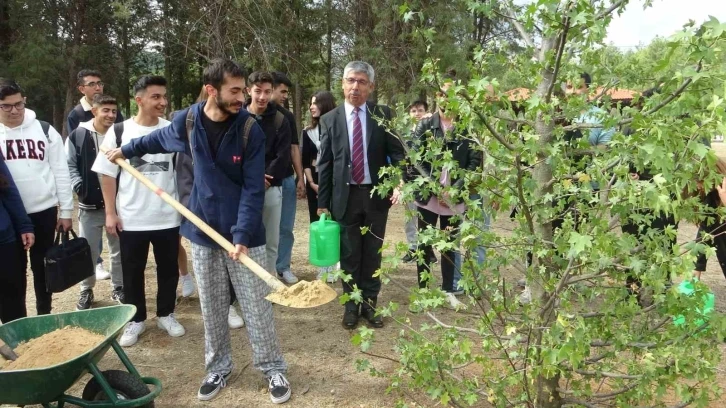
<box><xmin>0</xmin><ymin>102</ymin><xmax>25</xmax><ymax>112</ymax></box>
<box><xmin>83</xmin><ymin>81</ymin><xmax>104</xmax><ymax>88</ymax></box>
<box><xmin>344</xmin><ymin>77</ymin><xmax>369</xmax><ymax>86</ymax></box>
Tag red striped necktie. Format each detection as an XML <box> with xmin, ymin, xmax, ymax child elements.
<box><xmin>351</xmin><ymin>107</ymin><xmax>365</xmax><ymax>184</ymax></box>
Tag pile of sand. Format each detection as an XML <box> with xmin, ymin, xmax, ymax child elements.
<box><xmin>266</xmin><ymin>280</ymin><xmax>337</xmax><ymax>308</ymax></box>
<box><xmin>0</xmin><ymin>326</ymin><xmax>105</xmax><ymax>371</ymax></box>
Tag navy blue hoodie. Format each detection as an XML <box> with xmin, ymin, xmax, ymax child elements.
<box><xmin>0</xmin><ymin>154</ymin><xmax>33</xmax><ymax>245</ymax></box>
<box><xmin>121</xmin><ymin>102</ymin><xmax>267</xmax><ymax>248</ymax></box>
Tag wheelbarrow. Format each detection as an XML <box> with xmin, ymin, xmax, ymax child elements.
<box><xmin>0</xmin><ymin>305</ymin><xmax>161</xmax><ymax>407</ymax></box>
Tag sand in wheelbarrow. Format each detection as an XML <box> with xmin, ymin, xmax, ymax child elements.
<box><xmin>0</xmin><ymin>326</ymin><xmax>105</xmax><ymax>371</ymax></box>
<box><xmin>266</xmin><ymin>279</ymin><xmax>336</xmax><ymax>307</ymax></box>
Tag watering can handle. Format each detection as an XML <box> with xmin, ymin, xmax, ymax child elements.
<box><xmin>319</xmin><ymin>213</ymin><xmax>327</xmax><ymax>223</ymax></box>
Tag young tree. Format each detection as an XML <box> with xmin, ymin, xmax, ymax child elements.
<box><xmin>360</xmin><ymin>1</ymin><xmax>726</xmax><ymax>407</ymax></box>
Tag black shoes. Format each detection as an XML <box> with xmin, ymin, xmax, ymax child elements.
<box><xmin>198</xmin><ymin>372</ymin><xmax>229</xmax><ymax>401</ymax></box>
<box><xmin>342</xmin><ymin>309</ymin><xmax>359</xmax><ymax>330</ymax></box>
<box><xmin>111</xmin><ymin>287</ymin><xmax>125</xmax><ymax>304</ymax></box>
<box><xmin>77</xmin><ymin>289</ymin><xmax>94</xmax><ymax>310</ymax></box>
<box><xmin>267</xmin><ymin>372</ymin><xmax>292</xmax><ymax>404</ymax></box>
<box><xmin>361</xmin><ymin>305</ymin><xmax>384</xmax><ymax>328</ymax></box>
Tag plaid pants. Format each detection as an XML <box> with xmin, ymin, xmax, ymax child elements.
<box><xmin>191</xmin><ymin>243</ymin><xmax>287</xmax><ymax>377</ymax></box>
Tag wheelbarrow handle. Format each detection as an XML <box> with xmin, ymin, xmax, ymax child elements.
<box><xmin>101</xmin><ymin>147</ymin><xmax>287</xmax><ymax>292</ymax></box>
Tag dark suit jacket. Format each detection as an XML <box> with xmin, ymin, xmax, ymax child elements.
<box><xmin>407</xmin><ymin>112</ymin><xmax>482</xmax><ymax>205</ymax></box>
<box><xmin>317</xmin><ymin>102</ymin><xmax>405</xmax><ymax>220</ymax></box>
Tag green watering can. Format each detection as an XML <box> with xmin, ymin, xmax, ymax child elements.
<box><xmin>309</xmin><ymin>213</ymin><xmax>340</xmax><ymax>267</ymax></box>
<box><xmin>673</xmin><ymin>279</ymin><xmax>715</xmax><ymax>327</ymax></box>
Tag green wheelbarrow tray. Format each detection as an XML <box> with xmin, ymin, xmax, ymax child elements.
<box><xmin>0</xmin><ymin>305</ymin><xmax>162</xmax><ymax>407</ymax></box>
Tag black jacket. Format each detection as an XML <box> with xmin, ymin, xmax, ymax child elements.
<box><xmin>66</xmin><ymin>104</ymin><xmax>124</xmax><ymax>134</ymax></box>
<box><xmin>247</xmin><ymin>103</ymin><xmax>291</xmax><ymax>187</ymax></box>
<box><xmin>66</xmin><ymin>127</ymin><xmax>105</xmax><ymax>210</ymax></box>
<box><xmin>406</xmin><ymin>112</ymin><xmax>482</xmax><ymax>205</ymax></box>
<box><xmin>273</xmin><ymin>102</ymin><xmax>299</xmax><ymax>179</ymax></box>
<box><xmin>317</xmin><ymin>102</ymin><xmax>405</xmax><ymax>220</ymax></box>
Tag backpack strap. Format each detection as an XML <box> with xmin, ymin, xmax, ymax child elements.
<box><xmin>242</xmin><ymin>116</ymin><xmax>255</xmax><ymax>153</ymax></box>
<box><xmin>113</xmin><ymin>122</ymin><xmax>124</xmax><ymax>147</ymax></box>
<box><xmin>186</xmin><ymin>109</ymin><xmax>195</xmax><ymax>165</ymax></box>
<box><xmin>274</xmin><ymin>111</ymin><xmax>285</xmax><ymax>134</ymax></box>
<box><xmin>112</xmin><ymin>122</ymin><xmax>124</xmax><ymax>195</ymax></box>
<box><xmin>39</xmin><ymin>120</ymin><xmax>51</xmax><ymax>141</ymax></box>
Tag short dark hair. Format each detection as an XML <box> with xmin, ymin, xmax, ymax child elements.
<box><xmin>92</xmin><ymin>94</ymin><xmax>117</xmax><ymax>107</ymax></box>
<box><xmin>271</xmin><ymin>72</ymin><xmax>293</xmax><ymax>88</ymax></box>
<box><xmin>203</xmin><ymin>58</ymin><xmax>246</xmax><ymax>91</ymax></box>
<box><xmin>133</xmin><ymin>75</ymin><xmax>167</xmax><ymax>95</ymax></box>
<box><xmin>442</xmin><ymin>68</ymin><xmax>457</xmax><ymax>83</ymax></box>
<box><xmin>0</xmin><ymin>78</ymin><xmax>23</xmax><ymax>100</ymax></box>
<box><xmin>580</xmin><ymin>72</ymin><xmax>592</xmax><ymax>88</ymax></box>
<box><xmin>77</xmin><ymin>69</ymin><xmax>102</xmax><ymax>86</ymax></box>
<box><xmin>408</xmin><ymin>100</ymin><xmax>428</xmax><ymax>111</ymax></box>
<box><xmin>248</xmin><ymin>71</ymin><xmax>274</xmax><ymax>88</ymax></box>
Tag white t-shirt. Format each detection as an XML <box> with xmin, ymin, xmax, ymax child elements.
<box><xmin>92</xmin><ymin>118</ymin><xmax>181</xmax><ymax>231</ymax></box>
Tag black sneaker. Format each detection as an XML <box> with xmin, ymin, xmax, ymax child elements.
<box><xmin>198</xmin><ymin>372</ymin><xmax>229</xmax><ymax>401</ymax></box>
<box><xmin>76</xmin><ymin>289</ymin><xmax>94</xmax><ymax>310</ymax></box>
<box><xmin>401</xmin><ymin>250</ymin><xmax>415</xmax><ymax>263</ymax></box>
<box><xmin>111</xmin><ymin>287</ymin><xmax>125</xmax><ymax>304</ymax></box>
<box><xmin>267</xmin><ymin>372</ymin><xmax>291</xmax><ymax>404</ymax></box>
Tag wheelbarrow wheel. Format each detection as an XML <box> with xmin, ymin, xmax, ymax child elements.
<box><xmin>82</xmin><ymin>369</ymin><xmax>155</xmax><ymax>407</ymax></box>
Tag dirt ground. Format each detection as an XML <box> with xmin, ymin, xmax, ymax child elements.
<box><xmin>8</xmin><ymin>145</ymin><xmax>726</xmax><ymax>407</ymax></box>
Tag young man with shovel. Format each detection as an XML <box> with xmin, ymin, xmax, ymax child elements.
<box><xmin>104</xmin><ymin>59</ymin><xmax>291</xmax><ymax>404</ymax></box>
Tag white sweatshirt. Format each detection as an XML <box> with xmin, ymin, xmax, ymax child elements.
<box><xmin>0</xmin><ymin>109</ymin><xmax>74</xmax><ymax>218</ymax></box>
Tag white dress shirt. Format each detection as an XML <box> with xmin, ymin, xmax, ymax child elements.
<box><xmin>344</xmin><ymin>101</ymin><xmax>371</xmax><ymax>184</ymax></box>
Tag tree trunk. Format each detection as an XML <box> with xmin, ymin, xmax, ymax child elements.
<box><xmin>531</xmin><ymin>35</ymin><xmax>562</xmax><ymax>408</ymax></box>
<box><xmin>325</xmin><ymin>0</ymin><xmax>333</xmax><ymax>92</ymax></box>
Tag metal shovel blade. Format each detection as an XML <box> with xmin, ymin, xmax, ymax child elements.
<box><xmin>0</xmin><ymin>339</ymin><xmax>18</xmax><ymax>361</ymax></box>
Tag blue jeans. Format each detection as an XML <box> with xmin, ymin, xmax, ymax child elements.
<box><xmin>454</xmin><ymin>197</ymin><xmax>490</xmax><ymax>290</ymax></box>
<box><xmin>97</xmin><ymin>240</ymin><xmax>103</xmax><ymax>265</ymax></box>
<box><xmin>276</xmin><ymin>175</ymin><xmax>297</xmax><ymax>273</ymax></box>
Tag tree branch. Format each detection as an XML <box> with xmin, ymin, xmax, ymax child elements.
<box><xmin>596</xmin><ymin>0</ymin><xmax>628</xmax><ymax>20</ymax></box>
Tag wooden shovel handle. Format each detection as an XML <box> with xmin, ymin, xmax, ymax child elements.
<box><xmin>101</xmin><ymin>147</ymin><xmax>287</xmax><ymax>292</ymax></box>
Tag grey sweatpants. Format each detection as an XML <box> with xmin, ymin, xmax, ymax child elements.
<box><xmin>263</xmin><ymin>186</ymin><xmax>282</xmax><ymax>273</ymax></box>
<box><xmin>405</xmin><ymin>201</ymin><xmax>418</xmax><ymax>249</ymax></box>
<box><xmin>79</xmin><ymin>209</ymin><xmax>123</xmax><ymax>291</ymax></box>
<box><xmin>191</xmin><ymin>243</ymin><xmax>287</xmax><ymax>377</ymax></box>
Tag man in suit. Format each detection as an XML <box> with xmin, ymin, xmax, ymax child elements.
<box><xmin>316</xmin><ymin>61</ymin><xmax>405</xmax><ymax>330</ymax></box>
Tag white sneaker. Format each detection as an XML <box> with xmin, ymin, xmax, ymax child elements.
<box><xmin>445</xmin><ymin>292</ymin><xmax>467</xmax><ymax>310</ymax></box>
<box><xmin>119</xmin><ymin>321</ymin><xmax>146</xmax><ymax>347</ymax></box>
<box><xmin>278</xmin><ymin>270</ymin><xmax>298</xmax><ymax>284</ymax></box>
<box><xmin>158</xmin><ymin>313</ymin><xmax>186</xmax><ymax>337</ymax></box>
<box><xmin>228</xmin><ymin>306</ymin><xmax>244</xmax><ymax>329</ymax></box>
<box><xmin>180</xmin><ymin>273</ymin><xmax>196</xmax><ymax>297</ymax></box>
<box><xmin>95</xmin><ymin>263</ymin><xmax>110</xmax><ymax>280</ymax></box>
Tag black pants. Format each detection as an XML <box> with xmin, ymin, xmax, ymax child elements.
<box><xmin>20</xmin><ymin>206</ymin><xmax>57</xmax><ymax>315</ymax></box>
<box><xmin>417</xmin><ymin>207</ymin><xmax>458</xmax><ymax>292</ymax></box>
<box><xmin>1</xmin><ymin>240</ymin><xmax>27</xmax><ymax>323</ymax></box>
<box><xmin>119</xmin><ymin>227</ymin><xmax>180</xmax><ymax>322</ymax></box>
<box><xmin>306</xmin><ymin>171</ymin><xmax>319</xmax><ymax>223</ymax></box>
<box><xmin>339</xmin><ymin>186</ymin><xmax>389</xmax><ymax>310</ymax></box>
<box><xmin>622</xmin><ymin>211</ymin><xmax>677</xmax><ymax>288</ymax></box>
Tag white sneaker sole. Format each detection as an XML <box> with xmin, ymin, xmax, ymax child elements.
<box><xmin>118</xmin><ymin>326</ymin><xmax>146</xmax><ymax>347</ymax></box>
<box><xmin>228</xmin><ymin>319</ymin><xmax>245</xmax><ymax>329</ymax></box>
<box><xmin>270</xmin><ymin>388</ymin><xmax>291</xmax><ymax>404</ymax></box>
<box><xmin>198</xmin><ymin>385</ymin><xmax>224</xmax><ymax>401</ymax></box>
<box><xmin>157</xmin><ymin>320</ymin><xmax>186</xmax><ymax>337</ymax></box>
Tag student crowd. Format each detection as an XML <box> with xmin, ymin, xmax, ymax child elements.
<box><xmin>3</xmin><ymin>59</ymin><xmax>726</xmax><ymax>405</ymax></box>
